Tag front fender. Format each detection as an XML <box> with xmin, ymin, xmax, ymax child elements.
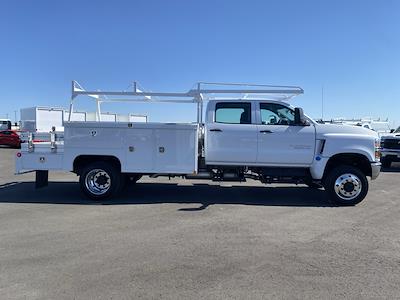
<box><xmin>321</xmin><ymin>134</ymin><xmax>376</xmax><ymax>162</ymax></box>
<box><xmin>310</xmin><ymin>134</ymin><xmax>376</xmax><ymax>180</ymax></box>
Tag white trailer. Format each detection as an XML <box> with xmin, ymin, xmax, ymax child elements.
<box><xmin>20</xmin><ymin>107</ymin><xmax>66</xmax><ymax>132</ymax></box>
<box><xmin>16</xmin><ymin>81</ymin><xmax>381</xmax><ymax>206</ymax></box>
<box><xmin>20</xmin><ymin>106</ymin><xmax>147</xmax><ymax>132</ymax></box>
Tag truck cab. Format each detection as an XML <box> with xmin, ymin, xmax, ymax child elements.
<box><xmin>205</xmin><ymin>100</ymin><xmax>315</xmax><ymax>166</ymax></box>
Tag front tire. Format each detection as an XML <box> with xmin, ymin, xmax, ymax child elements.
<box><xmin>79</xmin><ymin>161</ymin><xmax>121</xmax><ymax>200</ymax></box>
<box><xmin>324</xmin><ymin>165</ymin><xmax>368</xmax><ymax>206</ymax></box>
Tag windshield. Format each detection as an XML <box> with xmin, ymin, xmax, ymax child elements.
<box><xmin>395</xmin><ymin>126</ymin><xmax>400</xmax><ymax>133</ymax></box>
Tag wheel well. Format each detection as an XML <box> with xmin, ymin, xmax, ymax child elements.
<box><xmin>73</xmin><ymin>155</ymin><xmax>121</xmax><ymax>175</ymax></box>
<box><xmin>324</xmin><ymin>153</ymin><xmax>372</xmax><ymax>178</ymax></box>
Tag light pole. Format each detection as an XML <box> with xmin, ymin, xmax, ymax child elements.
<box><xmin>321</xmin><ymin>86</ymin><xmax>324</xmax><ymax>121</ymax></box>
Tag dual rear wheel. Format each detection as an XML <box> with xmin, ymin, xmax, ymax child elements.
<box><xmin>79</xmin><ymin>162</ymin><xmax>141</xmax><ymax>200</ymax></box>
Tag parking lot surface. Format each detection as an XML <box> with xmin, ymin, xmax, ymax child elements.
<box><xmin>1</xmin><ymin>147</ymin><xmax>400</xmax><ymax>299</ymax></box>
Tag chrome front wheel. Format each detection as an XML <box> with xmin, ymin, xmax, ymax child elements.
<box><xmin>334</xmin><ymin>173</ymin><xmax>362</xmax><ymax>201</ymax></box>
<box><xmin>324</xmin><ymin>165</ymin><xmax>368</xmax><ymax>206</ymax></box>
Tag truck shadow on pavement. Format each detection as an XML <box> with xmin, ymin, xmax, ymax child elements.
<box><xmin>0</xmin><ymin>181</ymin><xmax>336</xmax><ymax>208</ymax></box>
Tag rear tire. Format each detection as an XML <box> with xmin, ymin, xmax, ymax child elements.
<box><xmin>323</xmin><ymin>165</ymin><xmax>368</xmax><ymax>206</ymax></box>
<box><xmin>79</xmin><ymin>161</ymin><xmax>122</xmax><ymax>200</ymax></box>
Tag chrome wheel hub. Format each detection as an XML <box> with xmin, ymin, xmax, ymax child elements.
<box><xmin>85</xmin><ymin>169</ymin><xmax>111</xmax><ymax>195</ymax></box>
<box><xmin>334</xmin><ymin>173</ymin><xmax>362</xmax><ymax>200</ymax></box>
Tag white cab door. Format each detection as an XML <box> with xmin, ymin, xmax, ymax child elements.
<box><xmin>257</xmin><ymin>103</ymin><xmax>316</xmax><ymax>165</ymax></box>
<box><xmin>206</xmin><ymin>102</ymin><xmax>258</xmax><ymax>164</ymax></box>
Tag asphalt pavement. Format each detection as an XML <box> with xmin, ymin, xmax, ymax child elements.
<box><xmin>1</xmin><ymin>147</ymin><xmax>400</xmax><ymax>299</ymax></box>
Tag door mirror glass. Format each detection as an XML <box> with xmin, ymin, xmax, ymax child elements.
<box><xmin>294</xmin><ymin>107</ymin><xmax>309</xmax><ymax>126</ymax></box>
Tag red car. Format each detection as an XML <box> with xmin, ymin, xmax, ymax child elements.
<box><xmin>0</xmin><ymin>130</ymin><xmax>21</xmax><ymax>148</ymax></box>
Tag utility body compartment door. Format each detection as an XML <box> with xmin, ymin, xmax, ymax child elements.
<box><xmin>257</xmin><ymin>102</ymin><xmax>316</xmax><ymax>165</ymax></box>
<box><xmin>125</xmin><ymin>123</ymin><xmax>198</xmax><ymax>174</ymax></box>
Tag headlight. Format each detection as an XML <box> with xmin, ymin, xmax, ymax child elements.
<box><xmin>375</xmin><ymin>139</ymin><xmax>381</xmax><ymax>161</ymax></box>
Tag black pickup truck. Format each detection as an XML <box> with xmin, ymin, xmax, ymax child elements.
<box><xmin>381</xmin><ymin>126</ymin><xmax>400</xmax><ymax>168</ymax></box>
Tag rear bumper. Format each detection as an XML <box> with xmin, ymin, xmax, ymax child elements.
<box><xmin>371</xmin><ymin>162</ymin><xmax>381</xmax><ymax>180</ymax></box>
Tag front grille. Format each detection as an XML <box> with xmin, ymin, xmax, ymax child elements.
<box><xmin>382</xmin><ymin>139</ymin><xmax>400</xmax><ymax>150</ymax></box>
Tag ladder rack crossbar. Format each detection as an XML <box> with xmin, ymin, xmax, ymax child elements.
<box><xmin>73</xmin><ymin>89</ymin><xmax>303</xmax><ymax>99</ymax></box>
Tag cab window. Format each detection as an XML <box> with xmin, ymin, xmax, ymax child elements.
<box><xmin>215</xmin><ymin>102</ymin><xmax>251</xmax><ymax>124</ymax></box>
<box><xmin>260</xmin><ymin>103</ymin><xmax>295</xmax><ymax>125</ymax></box>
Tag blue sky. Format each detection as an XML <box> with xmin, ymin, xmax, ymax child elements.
<box><xmin>0</xmin><ymin>0</ymin><xmax>399</xmax><ymax>127</ymax></box>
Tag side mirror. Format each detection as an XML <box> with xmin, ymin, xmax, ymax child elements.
<box><xmin>294</xmin><ymin>107</ymin><xmax>308</xmax><ymax>126</ymax></box>
<box><xmin>390</xmin><ymin>129</ymin><xmax>395</xmax><ymax>133</ymax></box>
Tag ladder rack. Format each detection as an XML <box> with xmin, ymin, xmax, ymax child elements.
<box><xmin>68</xmin><ymin>81</ymin><xmax>304</xmax><ymax>123</ymax></box>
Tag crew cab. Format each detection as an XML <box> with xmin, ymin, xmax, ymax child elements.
<box><xmin>15</xmin><ymin>82</ymin><xmax>381</xmax><ymax>205</ymax></box>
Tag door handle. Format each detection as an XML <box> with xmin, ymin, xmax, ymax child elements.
<box><xmin>210</xmin><ymin>129</ymin><xmax>222</xmax><ymax>132</ymax></box>
<box><xmin>260</xmin><ymin>130</ymin><xmax>273</xmax><ymax>133</ymax></box>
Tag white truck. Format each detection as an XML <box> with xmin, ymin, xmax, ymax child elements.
<box><xmin>0</xmin><ymin>119</ymin><xmax>12</xmax><ymax>130</ymax></box>
<box><xmin>15</xmin><ymin>82</ymin><xmax>381</xmax><ymax>205</ymax></box>
<box><xmin>327</xmin><ymin>118</ymin><xmax>392</xmax><ymax>137</ymax></box>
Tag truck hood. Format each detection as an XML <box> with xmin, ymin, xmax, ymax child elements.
<box><xmin>315</xmin><ymin>123</ymin><xmax>379</xmax><ymax>139</ymax></box>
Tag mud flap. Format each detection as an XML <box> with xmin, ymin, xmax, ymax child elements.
<box><xmin>35</xmin><ymin>170</ymin><xmax>48</xmax><ymax>189</ymax></box>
